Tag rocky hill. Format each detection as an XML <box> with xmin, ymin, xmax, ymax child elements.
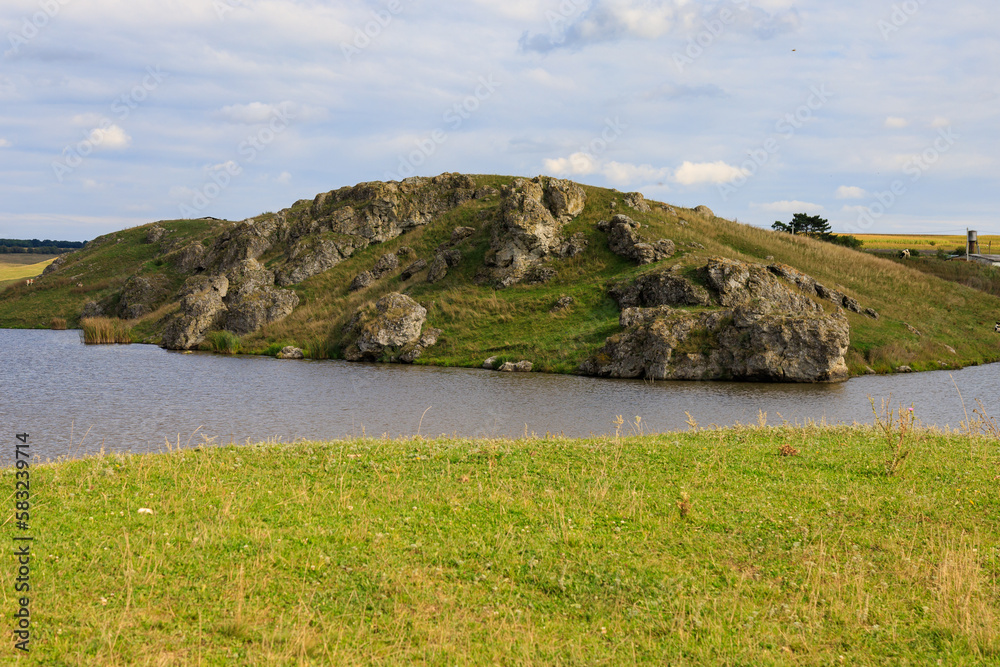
<box><xmin>4</xmin><ymin>173</ymin><xmax>1000</xmax><ymax>382</ymax></box>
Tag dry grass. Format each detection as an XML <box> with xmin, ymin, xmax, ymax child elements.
<box><xmin>81</xmin><ymin>317</ymin><xmax>133</xmax><ymax>344</ymax></box>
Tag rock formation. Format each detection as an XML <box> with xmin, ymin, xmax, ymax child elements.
<box><xmin>341</xmin><ymin>293</ymin><xmax>439</xmax><ymax>363</ymax></box>
<box><xmin>597</xmin><ymin>214</ymin><xmax>675</xmax><ymax>265</ymax></box>
<box><xmin>580</xmin><ymin>258</ymin><xmax>850</xmax><ymax>383</ymax></box>
<box><xmin>479</xmin><ymin>177</ymin><xmax>586</xmax><ymax>288</ymax></box>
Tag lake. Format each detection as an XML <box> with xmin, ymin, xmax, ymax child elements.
<box><xmin>1</xmin><ymin>329</ymin><xmax>997</xmax><ymax>462</ymax></box>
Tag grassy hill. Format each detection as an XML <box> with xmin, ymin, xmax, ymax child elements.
<box><xmin>2</xmin><ymin>174</ymin><xmax>999</xmax><ymax>376</ymax></box>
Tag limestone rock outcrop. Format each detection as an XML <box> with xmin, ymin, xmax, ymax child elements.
<box><xmin>162</xmin><ymin>275</ymin><xmax>229</xmax><ymax>350</ymax></box>
<box><xmin>341</xmin><ymin>293</ymin><xmax>438</xmax><ymax>363</ymax></box>
<box><xmin>597</xmin><ymin>214</ymin><xmax>674</xmax><ymax>265</ymax></box>
<box><xmin>117</xmin><ymin>274</ymin><xmax>169</xmax><ymax>319</ymax></box>
<box><xmin>479</xmin><ymin>177</ymin><xmax>587</xmax><ymax>288</ymax></box>
<box><xmin>610</xmin><ymin>267</ymin><xmax>711</xmax><ymax>309</ymax></box>
<box><xmin>767</xmin><ymin>263</ymin><xmax>879</xmax><ymax>319</ymax></box>
<box><xmin>221</xmin><ymin>259</ymin><xmax>299</xmax><ymax>336</ymax></box>
<box><xmin>580</xmin><ymin>258</ymin><xmax>850</xmax><ymax>383</ymax></box>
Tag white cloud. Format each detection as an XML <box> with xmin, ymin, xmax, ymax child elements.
<box><xmin>0</xmin><ymin>138</ymin><xmax>10</xmax><ymax>148</ymax></box>
<box><xmin>276</xmin><ymin>171</ymin><xmax>292</xmax><ymax>184</ymax></box>
<box><xmin>674</xmin><ymin>161</ymin><xmax>748</xmax><ymax>186</ymax></box>
<box><xmin>543</xmin><ymin>152</ymin><xmax>600</xmax><ymax>176</ymax></box>
<box><xmin>88</xmin><ymin>124</ymin><xmax>131</xmax><ymax>150</ymax></box>
<box><xmin>884</xmin><ymin>116</ymin><xmax>909</xmax><ymax>129</ymax></box>
<box><xmin>753</xmin><ymin>200</ymin><xmax>825</xmax><ymax>214</ymax></box>
<box><xmin>931</xmin><ymin>117</ymin><xmax>951</xmax><ymax>128</ymax></box>
<box><xmin>835</xmin><ymin>186</ymin><xmax>867</xmax><ymax>199</ymax></box>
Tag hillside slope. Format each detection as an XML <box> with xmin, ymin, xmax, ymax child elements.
<box><xmin>3</xmin><ymin>173</ymin><xmax>999</xmax><ymax>378</ymax></box>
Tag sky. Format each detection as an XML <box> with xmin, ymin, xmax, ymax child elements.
<box><xmin>0</xmin><ymin>0</ymin><xmax>997</xmax><ymax>241</ymax></box>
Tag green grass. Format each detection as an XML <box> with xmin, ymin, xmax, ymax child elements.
<box><xmin>7</xmin><ymin>421</ymin><xmax>1000</xmax><ymax>665</ymax></box>
<box><xmin>0</xmin><ymin>256</ymin><xmax>56</xmax><ymax>288</ymax></box>
<box><xmin>80</xmin><ymin>317</ymin><xmax>133</xmax><ymax>344</ymax></box>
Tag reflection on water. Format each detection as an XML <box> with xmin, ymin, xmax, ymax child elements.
<box><xmin>1</xmin><ymin>329</ymin><xmax>998</xmax><ymax>461</ymax></box>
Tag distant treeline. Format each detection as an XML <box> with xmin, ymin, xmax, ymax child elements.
<box><xmin>0</xmin><ymin>238</ymin><xmax>86</xmax><ymax>253</ymax></box>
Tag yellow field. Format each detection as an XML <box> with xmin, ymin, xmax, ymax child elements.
<box><xmin>853</xmin><ymin>233</ymin><xmax>1000</xmax><ymax>252</ymax></box>
<box><xmin>0</xmin><ymin>256</ymin><xmax>56</xmax><ymax>286</ymax></box>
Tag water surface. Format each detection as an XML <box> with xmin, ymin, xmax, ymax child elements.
<box><xmin>1</xmin><ymin>329</ymin><xmax>997</xmax><ymax>461</ymax></box>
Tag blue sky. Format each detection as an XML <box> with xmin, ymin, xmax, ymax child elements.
<box><xmin>1</xmin><ymin>0</ymin><xmax>996</xmax><ymax>241</ymax></box>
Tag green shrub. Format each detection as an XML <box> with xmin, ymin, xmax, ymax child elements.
<box><xmin>206</xmin><ymin>330</ymin><xmax>241</xmax><ymax>354</ymax></box>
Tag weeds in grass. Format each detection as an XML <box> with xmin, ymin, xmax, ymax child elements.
<box><xmin>81</xmin><ymin>317</ymin><xmax>133</xmax><ymax>344</ymax></box>
<box><xmin>778</xmin><ymin>443</ymin><xmax>799</xmax><ymax>457</ymax></box>
<box><xmin>968</xmin><ymin>400</ymin><xmax>1000</xmax><ymax>440</ymax></box>
<box><xmin>50</xmin><ymin>317</ymin><xmax>67</xmax><ymax>330</ymax></box>
<box><xmin>612</xmin><ymin>415</ymin><xmax>624</xmax><ymax>440</ymax></box>
<box><xmin>206</xmin><ymin>330</ymin><xmax>241</xmax><ymax>354</ymax></box>
<box><xmin>677</xmin><ymin>492</ymin><xmax>692</xmax><ymax>519</ymax></box>
<box><xmin>869</xmin><ymin>396</ymin><xmax>920</xmax><ymax>476</ymax></box>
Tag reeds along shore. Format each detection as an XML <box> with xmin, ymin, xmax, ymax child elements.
<box><xmin>80</xmin><ymin>316</ymin><xmax>133</xmax><ymax>344</ymax></box>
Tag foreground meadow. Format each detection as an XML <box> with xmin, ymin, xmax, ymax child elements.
<box><xmin>4</xmin><ymin>419</ymin><xmax>999</xmax><ymax>665</ymax></box>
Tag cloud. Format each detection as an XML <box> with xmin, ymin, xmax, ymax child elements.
<box><xmin>276</xmin><ymin>171</ymin><xmax>292</xmax><ymax>184</ymax></box>
<box><xmin>753</xmin><ymin>200</ymin><xmax>825</xmax><ymax>214</ymax></box>
<box><xmin>835</xmin><ymin>186</ymin><xmax>867</xmax><ymax>199</ymax></box>
<box><xmin>543</xmin><ymin>152</ymin><xmax>600</xmax><ymax>176</ymax></box>
<box><xmin>520</xmin><ymin>0</ymin><xmax>800</xmax><ymax>52</ymax></box>
<box><xmin>0</xmin><ymin>138</ymin><xmax>10</xmax><ymax>148</ymax></box>
<box><xmin>643</xmin><ymin>83</ymin><xmax>727</xmax><ymax>101</ymax></box>
<box><xmin>674</xmin><ymin>161</ymin><xmax>748</xmax><ymax>185</ymax></box>
<box><xmin>88</xmin><ymin>124</ymin><xmax>131</xmax><ymax>150</ymax></box>
<box><xmin>884</xmin><ymin>116</ymin><xmax>909</xmax><ymax>129</ymax></box>
<box><xmin>543</xmin><ymin>152</ymin><xmax>670</xmax><ymax>187</ymax></box>
<box><xmin>931</xmin><ymin>117</ymin><xmax>951</xmax><ymax>128</ymax></box>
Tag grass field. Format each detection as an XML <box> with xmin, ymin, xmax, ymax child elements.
<box><xmin>853</xmin><ymin>234</ymin><xmax>1000</xmax><ymax>253</ymax></box>
<box><xmin>0</xmin><ymin>256</ymin><xmax>57</xmax><ymax>288</ymax></box>
<box><xmin>5</xmin><ymin>414</ymin><xmax>1000</xmax><ymax>665</ymax></box>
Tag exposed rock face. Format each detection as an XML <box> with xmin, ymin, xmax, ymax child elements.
<box><xmin>557</xmin><ymin>232</ymin><xmax>589</xmax><ymax>258</ymax></box>
<box><xmin>146</xmin><ymin>225</ymin><xmax>166</xmax><ymax>244</ymax></box>
<box><xmin>581</xmin><ymin>258</ymin><xmax>850</xmax><ymax>383</ymax></box>
<box><xmin>623</xmin><ymin>192</ymin><xmax>651</xmax><ymax>212</ymax></box>
<box><xmin>767</xmin><ymin>263</ymin><xmax>879</xmax><ymax>319</ymax></box>
<box><xmin>117</xmin><ymin>274</ymin><xmax>169</xmax><ymax>319</ymax></box>
<box><xmin>42</xmin><ymin>256</ymin><xmax>66</xmax><ymax>276</ymax></box>
<box><xmin>162</xmin><ymin>275</ymin><xmax>229</xmax><ymax>350</ymax></box>
<box><xmin>342</xmin><ymin>293</ymin><xmax>437</xmax><ymax>363</ymax></box>
<box><xmin>371</xmin><ymin>253</ymin><xmax>399</xmax><ymax>278</ymax></box>
<box><xmin>277</xmin><ymin>346</ymin><xmax>304</xmax><ymax>359</ymax></box>
<box><xmin>480</xmin><ymin>176</ymin><xmax>587</xmax><ymax>288</ymax></box>
<box><xmin>170</xmin><ymin>242</ymin><xmax>207</xmax><ymax>274</ymax></box>
<box><xmin>275</xmin><ymin>237</ymin><xmax>355</xmax><ymax>286</ymax></box>
<box><xmin>221</xmin><ymin>259</ymin><xmax>299</xmax><ymax>335</ymax></box>
<box><xmin>597</xmin><ymin>214</ymin><xmax>674</xmax><ymax>265</ymax></box>
<box><xmin>550</xmin><ymin>295</ymin><xmax>574</xmax><ymax>312</ymax></box>
<box><xmin>610</xmin><ymin>268</ymin><xmax>711</xmax><ymax>309</ymax></box>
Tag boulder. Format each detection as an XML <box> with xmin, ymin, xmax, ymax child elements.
<box><xmin>542</xmin><ymin>178</ymin><xmax>586</xmax><ymax>220</ymax></box>
<box><xmin>498</xmin><ymin>360</ymin><xmax>533</xmax><ymax>372</ymax></box>
<box><xmin>400</xmin><ymin>259</ymin><xmax>428</xmax><ymax>281</ymax></box>
<box><xmin>276</xmin><ymin>346</ymin><xmax>304</xmax><ymax>359</ymax></box>
<box><xmin>162</xmin><ymin>275</ymin><xmax>230</xmax><ymax>350</ymax></box>
<box><xmin>342</xmin><ymin>293</ymin><xmax>435</xmax><ymax>363</ymax></box>
<box><xmin>705</xmin><ymin>257</ymin><xmax>821</xmax><ymax>317</ymax></box>
<box><xmin>42</xmin><ymin>255</ymin><xmax>66</xmax><ymax>276</ymax></box>
<box><xmin>550</xmin><ymin>295</ymin><xmax>574</xmax><ymax>312</ymax></box>
<box><xmin>349</xmin><ymin>271</ymin><xmax>375</xmax><ymax>292</ymax></box>
<box><xmin>623</xmin><ymin>192</ymin><xmax>651</xmax><ymax>212</ymax></box>
<box><xmin>371</xmin><ymin>253</ymin><xmax>400</xmax><ymax>278</ymax></box>
<box><xmin>693</xmin><ymin>205</ymin><xmax>714</xmax><ymax>219</ymax></box>
<box><xmin>610</xmin><ymin>268</ymin><xmax>711</xmax><ymax>309</ymax></box>
<box><xmin>557</xmin><ymin>232</ymin><xmax>589</xmax><ymax>258</ymax></box>
<box><xmin>80</xmin><ymin>300</ymin><xmax>105</xmax><ymax>319</ymax></box>
<box><xmin>396</xmin><ymin>245</ymin><xmax>416</xmax><ymax>259</ymax></box>
<box><xmin>117</xmin><ymin>274</ymin><xmax>169</xmax><ymax>319</ymax></box>
<box><xmin>146</xmin><ymin>225</ymin><xmax>166</xmax><ymax>244</ymax></box>
<box><xmin>483</xmin><ymin>356</ymin><xmax>499</xmax><ymax>369</ymax></box>
<box><xmin>597</xmin><ymin>214</ymin><xmax>674</xmax><ymax>265</ymax></box>
<box><xmin>426</xmin><ymin>255</ymin><xmax>449</xmax><ymax>283</ymax></box>
<box><xmin>450</xmin><ymin>226</ymin><xmax>476</xmax><ymax>244</ymax></box>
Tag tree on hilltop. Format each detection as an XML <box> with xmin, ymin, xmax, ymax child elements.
<box><xmin>772</xmin><ymin>213</ymin><xmax>862</xmax><ymax>249</ymax></box>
